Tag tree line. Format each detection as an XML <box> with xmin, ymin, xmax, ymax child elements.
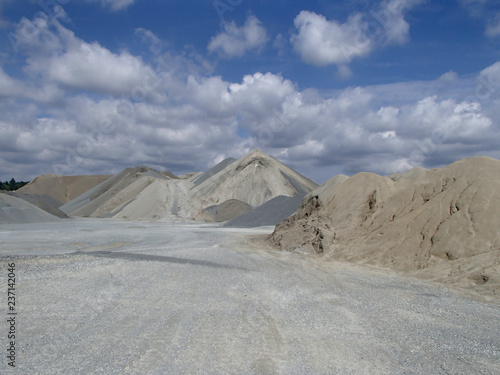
<box><xmin>0</xmin><ymin>178</ymin><xmax>29</xmax><ymax>191</ymax></box>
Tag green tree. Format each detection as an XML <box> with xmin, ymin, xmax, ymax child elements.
<box><xmin>0</xmin><ymin>178</ymin><xmax>29</xmax><ymax>191</ymax></box>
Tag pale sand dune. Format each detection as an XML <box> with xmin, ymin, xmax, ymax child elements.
<box><xmin>106</xmin><ymin>178</ymin><xmax>178</xmax><ymax>221</ymax></box>
<box><xmin>17</xmin><ymin>174</ymin><xmax>111</xmax><ymax>204</ymax></box>
<box><xmin>61</xmin><ymin>149</ymin><xmax>318</xmax><ymax>223</ymax></box>
<box><xmin>2</xmin><ymin>191</ymin><xmax>68</xmax><ymax>218</ymax></box>
<box><xmin>188</xmin><ymin>149</ymin><xmax>317</xmax><ymax>209</ymax></box>
<box><xmin>270</xmin><ymin>156</ymin><xmax>500</xmax><ymax>301</ymax></box>
<box><xmin>184</xmin><ymin>149</ymin><xmax>318</xmax><ymax>222</ymax></box>
<box><xmin>0</xmin><ymin>192</ymin><xmax>61</xmax><ymax>224</ymax></box>
<box><xmin>60</xmin><ymin>167</ymin><xmax>173</xmax><ymax>217</ymax></box>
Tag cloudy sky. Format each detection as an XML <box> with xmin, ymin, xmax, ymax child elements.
<box><xmin>0</xmin><ymin>0</ymin><xmax>499</xmax><ymax>183</ymax></box>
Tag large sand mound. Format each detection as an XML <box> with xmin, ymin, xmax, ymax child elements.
<box><xmin>17</xmin><ymin>174</ymin><xmax>111</xmax><ymax>204</ymax></box>
<box><xmin>188</xmin><ymin>149</ymin><xmax>318</xmax><ymax>209</ymax></box>
<box><xmin>0</xmin><ymin>192</ymin><xmax>62</xmax><ymax>224</ymax></box>
<box><xmin>270</xmin><ymin>157</ymin><xmax>500</xmax><ymax>299</ymax></box>
<box><xmin>61</xmin><ymin>149</ymin><xmax>318</xmax><ymax>223</ymax></box>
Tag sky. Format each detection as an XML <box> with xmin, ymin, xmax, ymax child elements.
<box><xmin>0</xmin><ymin>0</ymin><xmax>499</xmax><ymax>183</ymax></box>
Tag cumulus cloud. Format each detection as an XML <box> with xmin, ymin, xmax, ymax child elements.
<box><xmin>291</xmin><ymin>0</ymin><xmax>423</xmax><ymax>75</ymax></box>
<box><xmin>46</xmin><ymin>43</ymin><xmax>151</xmax><ymax>95</ymax></box>
<box><xmin>10</xmin><ymin>15</ymin><xmax>153</xmax><ymax>96</ymax></box>
<box><xmin>291</xmin><ymin>11</ymin><xmax>371</xmax><ymax>70</ymax></box>
<box><xmin>208</xmin><ymin>15</ymin><xmax>268</xmax><ymax>58</ymax></box>
<box><xmin>1</xmin><ymin>65</ymin><xmax>498</xmax><ymax>181</ymax></box>
<box><xmin>218</xmin><ymin>74</ymin><xmax>495</xmax><ymax>176</ymax></box>
<box><xmin>1</xmin><ymin>17</ymin><xmax>499</xmax><ymax>182</ymax></box>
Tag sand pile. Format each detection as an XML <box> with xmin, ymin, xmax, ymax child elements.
<box><xmin>223</xmin><ymin>194</ymin><xmax>304</xmax><ymax>228</ymax></box>
<box><xmin>60</xmin><ymin>167</ymin><xmax>175</xmax><ymax>219</ymax></box>
<box><xmin>3</xmin><ymin>192</ymin><xmax>68</xmax><ymax>218</ymax></box>
<box><xmin>0</xmin><ymin>192</ymin><xmax>62</xmax><ymax>224</ymax></box>
<box><xmin>203</xmin><ymin>199</ymin><xmax>252</xmax><ymax>222</ymax></box>
<box><xmin>60</xmin><ymin>149</ymin><xmax>318</xmax><ymax>223</ymax></box>
<box><xmin>189</xmin><ymin>150</ymin><xmax>317</xmax><ymax>208</ymax></box>
<box><xmin>186</xmin><ymin>149</ymin><xmax>318</xmax><ymax>222</ymax></box>
<box><xmin>17</xmin><ymin>174</ymin><xmax>111</xmax><ymax>203</ymax></box>
<box><xmin>270</xmin><ymin>157</ymin><xmax>500</xmax><ymax>298</ymax></box>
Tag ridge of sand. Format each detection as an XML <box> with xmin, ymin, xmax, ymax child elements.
<box><xmin>2</xmin><ymin>192</ymin><xmax>68</xmax><ymax>218</ymax></box>
<box><xmin>270</xmin><ymin>156</ymin><xmax>500</xmax><ymax>300</ymax></box>
<box><xmin>0</xmin><ymin>192</ymin><xmax>62</xmax><ymax>224</ymax></box>
<box><xmin>61</xmin><ymin>167</ymin><xmax>173</xmax><ymax>217</ymax></box>
<box><xmin>17</xmin><ymin>174</ymin><xmax>112</xmax><ymax>204</ymax></box>
<box><xmin>191</xmin><ymin>157</ymin><xmax>237</xmax><ymax>187</ymax></box>
<box><xmin>188</xmin><ymin>149</ymin><xmax>318</xmax><ymax>210</ymax></box>
<box><xmin>60</xmin><ymin>149</ymin><xmax>318</xmax><ymax>223</ymax></box>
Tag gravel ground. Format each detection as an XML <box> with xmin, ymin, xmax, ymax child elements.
<box><xmin>0</xmin><ymin>219</ymin><xmax>499</xmax><ymax>374</ymax></box>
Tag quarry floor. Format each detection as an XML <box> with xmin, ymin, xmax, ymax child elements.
<box><xmin>0</xmin><ymin>219</ymin><xmax>499</xmax><ymax>374</ymax></box>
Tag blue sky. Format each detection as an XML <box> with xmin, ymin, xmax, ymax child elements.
<box><xmin>0</xmin><ymin>0</ymin><xmax>499</xmax><ymax>183</ymax></box>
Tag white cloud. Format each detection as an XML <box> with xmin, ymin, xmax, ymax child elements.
<box><xmin>228</xmin><ymin>72</ymin><xmax>297</xmax><ymax>111</ymax></box>
<box><xmin>291</xmin><ymin>11</ymin><xmax>371</xmax><ymax>68</ymax></box>
<box><xmin>227</xmin><ymin>77</ymin><xmax>495</xmax><ymax>175</ymax></box>
<box><xmin>0</xmin><ymin>67</ymin><xmax>22</xmax><ymax>97</ymax></box>
<box><xmin>486</xmin><ymin>15</ymin><xmax>500</xmax><ymax>37</ymax></box>
<box><xmin>84</xmin><ymin>0</ymin><xmax>136</xmax><ymax>11</ymax></box>
<box><xmin>273</xmin><ymin>33</ymin><xmax>286</xmax><ymax>55</ymax></box>
<box><xmin>459</xmin><ymin>0</ymin><xmax>500</xmax><ymax>37</ymax></box>
<box><xmin>291</xmin><ymin>0</ymin><xmax>423</xmax><ymax>74</ymax></box>
<box><xmin>403</xmin><ymin>96</ymin><xmax>491</xmax><ymax>141</ymax></box>
<box><xmin>1</xmin><ymin>65</ymin><xmax>498</xmax><ymax>181</ymax></box>
<box><xmin>135</xmin><ymin>28</ymin><xmax>163</xmax><ymax>54</ymax></box>
<box><xmin>477</xmin><ymin>61</ymin><xmax>500</xmax><ymax>99</ymax></box>
<box><xmin>438</xmin><ymin>71</ymin><xmax>458</xmax><ymax>83</ymax></box>
<box><xmin>208</xmin><ymin>15</ymin><xmax>268</xmax><ymax>58</ymax></box>
<box><xmin>378</xmin><ymin>0</ymin><xmax>424</xmax><ymax>45</ymax></box>
<box><xmin>1</xmin><ymin>18</ymin><xmax>500</xmax><ymax>182</ymax></box>
<box><xmin>11</xmin><ymin>16</ymin><xmax>153</xmax><ymax>96</ymax></box>
<box><xmin>482</xmin><ymin>61</ymin><xmax>500</xmax><ymax>80</ymax></box>
<box><xmin>46</xmin><ymin>42</ymin><xmax>151</xmax><ymax>95</ymax></box>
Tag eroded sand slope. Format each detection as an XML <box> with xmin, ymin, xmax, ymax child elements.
<box><xmin>270</xmin><ymin>157</ymin><xmax>500</xmax><ymax>300</ymax></box>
